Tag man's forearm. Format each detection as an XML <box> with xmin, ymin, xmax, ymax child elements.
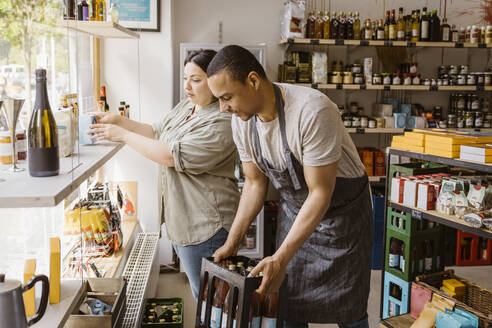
<box><xmin>118</xmin><ymin>117</ymin><xmax>156</xmax><ymax>139</ymax></box>
<box><xmin>227</xmin><ymin>179</ymin><xmax>268</xmax><ymax>247</ymax></box>
<box><xmin>273</xmin><ymin>189</ymin><xmax>332</xmax><ymax>267</ymax></box>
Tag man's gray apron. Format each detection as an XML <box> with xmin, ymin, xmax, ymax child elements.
<box><xmin>251</xmin><ymin>84</ymin><xmax>373</xmax><ymax>324</ymax></box>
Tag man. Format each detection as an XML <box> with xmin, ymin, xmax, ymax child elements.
<box><xmin>208</xmin><ymin>45</ymin><xmax>373</xmax><ymax>328</ymax></box>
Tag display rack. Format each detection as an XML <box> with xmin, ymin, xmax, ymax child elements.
<box><xmin>292</xmin><ymin>83</ymin><xmax>492</xmax><ymax>92</ymax></box>
<box><xmin>0</xmin><ymin>142</ymin><xmax>124</xmax><ymax>208</ymax></box>
<box><xmin>280</xmin><ymin>38</ymin><xmax>492</xmax><ymax>49</ymax></box>
<box><xmin>379</xmin><ymin>147</ymin><xmax>492</xmax><ymax>327</ymax></box>
<box><xmin>58</xmin><ymin>20</ymin><xmax>140</xmax><ymax>39</ymax></box>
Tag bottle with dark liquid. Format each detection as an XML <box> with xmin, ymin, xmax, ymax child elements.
<box><xmin>429</xmin><ymin>10</ymin><xmax>440</xmax><ymax>41</ymax></box>
<box><xmin>405</xmin><ymin>13</ymin><xmax>413</xmax><ymax>41</ymax></box>
<box><xmin>330</xmin><ymin>11</ymin><xmax>338</xmax><ymax>39</ymax></box>
<box><xmin>389</xmin><ymin>238</ymin><xmax>400</xmax><ymax>268</ymax></box>
<box><xmin>441</xmin><ymin>17</ymin><xmax>451</xmax><ymax>42</ymax></box>
<box><xmin>424</xmin><ymin>240</ymin><xmax>433</xmax><ymax>272</ymax></box>
<box><xmin>260</xmin><ymin>293</ymin><xmax>279</xmax><ymax>328</ymax></box>
<box><xmin>346</xmin><ymin>12</ymin><xmax>354</xmax><ymax>40</ymax></box>
<box><xmin>200</xmin><ymin>279</ymin><xmax>209</xmax><ymax>324</ymax></box>
<box><xmin>306</xmin><ymin>11</ymin><xmax>316</xmax><ymax>38</ymax></box>
<box><xmin>210</xmin><ymin>265</ymin><xmax>233</xmax><ymax>328</ymax></box>
<box><xmin>337</xmin><ymin>12</ymin><xmax>347</xmax><ymax>40</ymax></box>
<box><xmin>64</xmin><ymin>0</ymin><xmax>76</xmax><ymax>19</ymax></box>
<box><xmin>99</xmin><ymin>86</ymin><xmax>109</xmax><ymax>112</ymax></box>
<box><xmin>249</xmin><ymin>292</ymin><xmax>262</xmax><ymax>328</ymax></box>
<box><xmin>315</xmin><ymin>11</ymin><xmax>324</xmax><ymax>39</ymax></box>
<box><xmin>28</xmin><ymin>69</ymin><xmax>60</xmax><ymax>177</ymax></box>
<box><xmin>389</xmin><ymin>9</ymin><xmax>397</xmax><ymax>40</ymax></box>
<box><xmin>376</xmin><ymin>19</ymin><xmax>385</xmax><ymax>41</ymax></box>
<box><xmin>384</xmin><ymin>10</ymin><xmax>390</xmax><ymax>40</ymax></box>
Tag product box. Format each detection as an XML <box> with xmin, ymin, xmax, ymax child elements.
<box><xmin>403</xmin><ymin>179</ymin><xmax>420</xmax><ymax>207</ymax></box>
<box><xmin>391</xmin><ymin>177</ymin><xmax>405</xmax><ymax>203</ymax></box>
<box><xmin>417</xmin><ymin>183</ymin><xmax>436</xmax><ymax>211</ymax></box>
<box><xmin>425</xmin><ymin>142</ymin><xmax>462</xmax><ymax>153</ymax></box>
<box><xmin>460</xmin><ymin>144</ymin><xmax>492</xmax><ymax>156</ymax></box>
<box><xmin>459</xmin><ymin>152</ymin><xmax>492</xmax><ymax>163</ymax></box>
<box><xmin>364</xmin><ymin>57</ymin><xmax>373</xmax><ymax>84</ymax></box>
<box><xmin>393</xmin><ymin>136</ymin><xmax>424</xmax><ymax>147</ymax></box>
<box><xmin>425</xmin><ymin>147</ymin><xmax>460</xmax><ymax>159</ymax></box>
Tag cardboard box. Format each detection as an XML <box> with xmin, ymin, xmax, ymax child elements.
<box><xmin>375</xmin><ymin>166</ymin><xmax>385</xmax><ymax>176</ymax></box>
<box><xmin>460</xmin><ymin>152</ymin><xmax>492</xmax><ymax>163</ymax></box>
<box><xmin>403</xmin><ymin>180</ymin><xmax>420</xmax><ymax>207</ymax></box>
<box><xmin>425</xmin><ymin>142</ymin><xmax>462</xmax><ymax>152</ymax></box>
<box><xmin>49</xmin><ymin>237</ymin><xmax>60</xmax><ymax>304</ymax></box>
<box><xmin>425</xmin><ymin>147</ymin><xmax>460</xmax><ymax>158</ymax></box>
<box><xmin>417</xmin><ymin>183</ymin><xmax>436</xmax><ymax>211</ymax></box>
<box><xmin>391</xmin><ymin>177</ymin><xmax>405</xmax><ymax>203</ymax></box>
<box><xmin>23</xmin><ymin>259</ymin><xmax>36</xmax><ymax>316</ymax></box>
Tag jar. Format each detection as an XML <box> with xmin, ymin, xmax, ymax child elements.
<box><xmin>351</xmin><ymin>64</ymin><xmax>362</xmax><ymax>74</ymax></box>
<box><xmin>471</xmin><ymin>95</ymin><xmax>481</xmax><ymax>111</ymax></box>
<box><xmin>360</xmin><ymin>116</ymin><xmax>368</xmax><ymax>128</ymax></box>
<box><xmin>332</xmin><ymin>61</ymin><xmax>343</xmax><ymax>72</ymax></box>
<box><xmin>403</xmin><ymin>73</ymin><xmax>412</xmax><ymax>85</ymax></box>
<box><xmin>470</xmin><ymin>25</ymin><xmax>480</xmax><ymax>44</ymax></box>
<box><xmin>465</xmin><ymin>111</ymin><xmax>475</xmax><ymax>128</ymax></box>
<box><xmin>368</xmin><ymin>119</ymin><xmax>376</xmax><ymax>128</ymax></box>
<box><xmin>376</xmin><ymin>118</ymin><xmax>385</xmax><ymax>128</ymax></box>
<box><xmin>466</xmin><ymin>74</ymin><xmax>476</xmax><ymax>85</ymax></box>
<box><xmin>409</xmin><ymin>63</ymin><xmax>418</xmax><ymax>74</ymax></box>
<box><xmin>439</xmin><ymin>120</ymin><xmax>448</xmax><ymax>128</ymax></box>
<box><xmin>0</xmin><ymin>132</ymin><xmax>15</xmax><ymax>165</ymax></box>
<box><xmin>343</xmin><ymin>71</ymin><xmax>354</xmax><ymax>84</ymax></box>
<box><xmin>485</xmin><ymin>72</ymin><xmax>492</xmax><ymax>86</ymax></box>
<box><xmin>487</xmin><ymin>25</ymin><xmax>492</xmax><ymax>44</ymax></box>
<box><xmin>449</xmin><ymin>75</ymin><xmax>458</xmax><ymax>85</ymax></box>
<box><xmin>382</xmin><ymin>73</ymin><xmax>391</xmax><ymax>85</ymax></box>
<box><xmin>448</xmin><ymin>114</ymin><xmax>457</xmax><ymax>128</ymax></box>
<box><xmin>431</xmin><ymin>79</ymin><xmax>437</xmax><ymax>86</ymax></box>
<box><xmin>475</xmin><ymin>111</ymin><xmax>484</xmax><ymax>128</ymax></box>
<box><xmin>457</xmin><ymin>94</ymin><xmax>466</xmax><ymax>110</ymax></box>
<box><xmin>330</xmin><ymin>71</ymin><xmax>343</xmax><ymax>84</ymax></box>
<box><xmin>392</xmin><ymin>73</ymin><xmax>401</xmax><ymax>85</ymax></box>
<box><xmin>485</xmin><ymin>119</ymin><xmax>492</xmax><ymax>128</ymax></box>
<box><xmin>438</xmin><ymin>66</ymin><xmax>447</xmax><ymax>76</ymax></box>
<box><xmin>372</xmin><ymin>73</ymin><xmax>382</xmax><ymax>85</ymax></box>
<box><xmin>412</xmin><ymin>73</ymin><xmax>421</xmax><ymax>85</ymax></box>
<box><xmin>459</xmin><ymin>65</ymin><xmax>469</xmax><ymax>75</ymax></box>
<box><xmin>343</xmin><ymin>116</ymin><xmax>352</xmax><ymax>127</ymax></box>
<box><xmin>457</xmin><ymin>74</ymin><xmax>466</xmax><ymax>85</ymax></box>
<box><xmin>448</xmin><ymin>65</ymin><xmax>459</xmax><ymax>75</ymax></box>
<box><xmin>442</xmin><ymin>78</ymin><xmax>450</xmax><ymax>86</ymax></box>
<box><xmin>437</xmin><ymin>79</ymin><xmax>443</xmax><ymax>86</ymax></box>
<box><xmin>486</xmin><ymin>113</ymin><xmax>492</xmax><ymax>121</ymax></box>
<box><xmin>476</xmin><ymin>73</ymin><xmax>485</xmax><ymax>85</ymax></box>
<box><xmin>354</xmin><ymin>73</ymin><xmax>364</xmax><ymax>84</ymax></box>
<box><xmin>457</xmin><ymin>115</ymin><xmax>465</xmax><ymax>128</ymax></box>
<box><xmin>16</xmin><ymin>130</ymin><xmax>26</xmax><ymax>161</ymax></box>
<box><xmin>423</xmin><ymin>79</ymin><xmax>431</xmax><ymax>86</ymax></box>
<box><xmin>352</xmin><ymin>116</ymin><xmax>361</xmax><ymax>127</ymax></box>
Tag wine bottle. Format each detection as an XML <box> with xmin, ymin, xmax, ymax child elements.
<box><xmin>28</xmin><ymin>69</ymin><xmax>59</xmax><ymax>177</ymax></box>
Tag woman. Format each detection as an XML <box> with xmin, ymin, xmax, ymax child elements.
<box><xmin>89</xmin><ymin>49</ymin><xmax>240</xmax><ymax>298</ymax></box>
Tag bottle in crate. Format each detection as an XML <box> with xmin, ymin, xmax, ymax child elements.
<box><xmin>261</xmin><ymin>293</ymin><xmax>279</xmax><ymax>328</ymax></box>
<box><xmin>249</xmin><ymin>292</ymin><xmax>262</xmax><ymax>327</ymax></box>
<box><xmin>211</xmin><ymin>264</ymin><xmax>235</xmax><ymax>327</ymax></box>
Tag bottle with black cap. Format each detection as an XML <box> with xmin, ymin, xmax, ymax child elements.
<box><xmin>28</xmin><ymin>69</ymin><xmax>59</xmax><ymax>177</ymax></box>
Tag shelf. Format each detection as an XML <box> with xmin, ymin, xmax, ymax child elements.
<box><xmin>347</xmin><ymin>128</ymin><xmax>404</xmax><ymax>134</ymax></box>
<box><xmin>290</xmin><ymin>83</ymin><xmax>492</xmax><ymax>92</ymax></box>
<box><xmin>280</xmin><ymin>38</ymin><xmax>491</xmax><ymax>49</ymax></box>
<box><xmin>369</xmin><ymin>176</ymin><xmax>386</xmax><ymax>183</ymax></box>
<box><xmin>58</xmin><ymin>20</ymin><xmax>140</xmax><ymax>39</ymax></box>
<box><xmin>388</xmin><ymin>147</ymin><xmax>492</xmax><ymax>174</ymax></box>
<box><xmin>32</xmin><ymin>280</ymin><xmax>84</xmax><ymax>328</ymax></box>
<box><xmin>0</xmin><ymin>142</ymin><xmax>124</xmax><ymax>208</ymax></box>
<box><xmin>390</xmin><ymin>202</ymin><xmax>492</xmax><ymax>239</ymax></box>
<box><xmin>379</xmin><ymin>314</ymin><xmax>415</xmax><ymax>328</ymax></box>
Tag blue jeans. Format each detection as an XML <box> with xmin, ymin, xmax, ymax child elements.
<box><xmin>172</xmin><ymin>228</ymin><xmax>228</xmax><ymax>300</ymax></box>
<box><xmin>284</xmin><ymin>313</ymin><xmax>369</xmax><ymax>328</ymax></box>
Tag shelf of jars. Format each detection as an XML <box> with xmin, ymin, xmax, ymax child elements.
<box><xmin>291</xmin><ymin>83</ymin><xmax>492</xmax><ymax>92</ymax></box>
<box><xmin>58</xmin><ymin>20</ymin><xmax>139</xmax><ymax>39</ymax></box>
<box><xmin>280</xmin><ymin>38</ymin><xmax>492</xmax><ymax>49</ymax></box>
<box><xmin>0</xmin><ymin>142</ymin><xmax>124</xmax><ymax>208</ymax></box>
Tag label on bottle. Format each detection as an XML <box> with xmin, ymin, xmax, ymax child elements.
<box><xmin>261</xmin><ymin>317</ymin><xmax>277</xmax><ymax>328</ymax></box>
<box><xmin>201</xmin><ymin>301</ymin><xmax>206</xmax><ymax>323</ymax></box>
<box><xmin>389</xmin><ymin>254</ymin><xmax>399</xmax><ymax>268</ymax></box>
<box><xmin>425</xmin><ymin>257</ymin><xmax>432</xmax><ymax>271</ymax></box>
<box><xmin>222</xmin><ymin>313</ymin><xmax>236</xmax><ymax>328</ymax></box>
<box><xmin>399</xmin><ymin>256</ymin><xmax>405</xmax><ymax>272</ymax></box>
<box><xmin>364</xmin><ymin>29</ymin><xmax>372</xmax><ymax>40</ymax></box>
<box><xmin>397</xmin><ymin>30</ymin><xmax>405</xmax><ymax>39</ymax></box>
<box><xmin>421</xmin><ymin>21</ymin><xmax>429</xmax><ymax>38</ymax></box>
<box><xmin>452</xmin><ymin>32</ymin><xmax>459</xmax><ymax>42</ymax></box>
<box><xmin>377</xmin><ymin>30</ymin><xmax>385</xmax><ymax>40</ymax></box>
<box><xmin>443</xmin><ymin>27</ymin><xmax>450</xmax><ymax>41</ymax></box>
<box><xmin>412</xmin><ymin>28</ymin><xmax>419</xmax><ymax>37</ymax></box>
<box><xmin>466</xmin><ymin>117</ymin><xmax>474</xmax><ymax>127</ymax></box>
<box><xmin>250</xmin><ymin>316</ymin><xmax>261</xmax><ymax>328</ymax></box>
<box><xmin>210</xmin><ymin>306</ymin><xmax>223</xmax><ymax>328</ymax></box>
<box><xmin>389</xmin><ymin>25</ymin><xmax>396</xmax><ymax>39</ymax></box>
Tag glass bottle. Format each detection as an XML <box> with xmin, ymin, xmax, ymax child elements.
<box><xmin>451</xmin><ymin>24</ymin><xmax>459</xmax><ymax>42</ymax></box>
<box><xmin>108</xmin><ymin>3</ymin><xmax>119</xmax><ymax>23</ymax></box>
<box><xmin>397</xmin><ymin>8</ymin><xmax>405</xmax><ymax>41</ymax></box>
<box><xmin>376</xmin><ymin>19</ymin><xmax>385</xmax><ymax>40</ymax></box>
<box><xmin>411</xmin><ymin>11</ymin><xmax>420</xmax><ymax>41</ymax></box>
<box><xmin>323</xmin><ymin>11</ymin><xmax>330</xmax><ymax>39</ymax></box>
<box><xmin>261</xmin><ymin>293</ymin><xmax>279</xmax><ymax>328</ymax></box>
<box><xmin>315</xmin><ymin>11</ymin><xmax>324</xmax><ymax>39</ymax></box>
<box><xmin>64</xmin><ymin>0</ymin><xmax>76</xmax><ymax>19</ymax></box>
<box><xmin>389</xmin><ymin>9</ymin><xmax>397</xmax><ymax>40</ymax></box>
<box><xmin>28</xmin><ymin>69</ymin><xmax>60</xmax><ymax>177</ymax></box>
<box><xmin>338</xmin><ymin>12</ymin><xmax>347</xmax><ymax>40</ymax></box>
<box><xmin>430</xmin><ymin>10</ymin><xmax>440</xmax><ymax>41</ymax></box>
<box><xmin>363</xmin><ymin>19</ymin><xmax>372</xmax><ymax>41</ymax></box>
<box><xmin>420</xmin><ymin>8</ymin><xmax>430</xmax><ymax>41</ymax></box>
<box><xmin>346</xmin><ymin>11</ymin><xmax>354</xmax><ymax>40</ymax></box>
<box><xmin>384</xmin><ymin>10</ymin><xmax>390</xmax><ymax>40</ymax></box>
<box><xmin>353</xmin><ymin>11</ymin><xmax>361</xmax><ymax>40</ymax></box>
<box><xmin>329</xmin><ymin>11</ymin><xmax>338</xmax><ymax>39</ymax></box>
<box><xmin>249</xmin><ymin>292</ymin><xmax>262</xmax><ymax>328</ymax></box>
<box><xmin>441</xmin><ymin>17</ymin><xmax>451</xmax><ymax>42</ymax></box>
<box><xmin>89</xmin><ymin>0</ymin><xmax>97</xmax><ymax>21</ymax></box>
<box><xmin>405</xmin><ymin>13</ymin><xmax>413</xmax><ymax>41</ymax></box>
<box><xmin>306</xmin><ymin>11</ymin><xmax>316</xmax><ymax>38</ymax></box>
<box><xmin>97</xmin><ymin>0</ymin><xmax>106</xmax><ymax>21</ymax></box>
<box><xmin>211</xmin><ymin>277</ymin><xmax>230</xmax><ymax>327</ymax></box>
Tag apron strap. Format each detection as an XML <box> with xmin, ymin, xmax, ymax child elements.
<box><xmin>274</xmin><ymin>84</ymin><xmax>302</xmax><ymax>191</ymax></box>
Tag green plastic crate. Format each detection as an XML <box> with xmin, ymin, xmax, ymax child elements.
<box><xmin>141</xmin><ymin>298</ymin><xmax>183</xmax><ymax>328</ymax></box>
<box><xmin>387</xmin><ymin>206</ymin><xmax>443</xmax><ymax>238</ymax></box>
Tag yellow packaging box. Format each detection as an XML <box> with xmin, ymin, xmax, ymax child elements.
<box><xmin>49</xmin><ymin>237</ymin><xmax>60</xmax><ymax>304</ymax></box>
<box><xmin>425</xmin><ymin>147</ymin><xmax>460</xmax><ymax>158</ymax></box>
<box><xmin>23</xmin><ymin>259</ymin><xmax>36</xmax><ymax>316</ymax></box>
<box><xmin>442</xmin><ymin>278</ymin><xmax>466</xmax><ymax>295</ymax></box>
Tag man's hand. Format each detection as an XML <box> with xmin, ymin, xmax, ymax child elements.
<box><xmin>90</xmin><ymin>112</ymin><xmax>122</xmax><ymax>125</ymax></box>
<box><xmin>249</xmin><ymin>255</ymin><xmax>287</xmax><ymax>294</ymax></box>
<box><xmin>88</xmin><ymin>123</ymin><xmax>127</xmax><ymax>142</ymax></box>
<box><xmin>213</xmin><ymin>240</ymin><xmax>240</xmax><ymax>263</ymax></box>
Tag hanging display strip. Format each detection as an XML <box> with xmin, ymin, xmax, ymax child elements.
<box><xmin>121</xmin><ymin>233</ymin><xmax>160</xmax><ymax>328</ymax></box>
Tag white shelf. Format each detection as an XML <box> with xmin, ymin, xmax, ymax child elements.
<box><xmin>0</xmin><ymin>142</ymin><xmax>124</xmax><ymax>208</ymax></box>
<box><xmin>32</xmin><ymin>280</ymin><xmax>84</xmax><ymax>328</ymax></box>
<box><xmin>58</xmin><ymin>20</ymin><xmax>140</xmax><ymax>39</ymax></box>
<box><xmin>347</xmin><ymin>128</ymin><xmax>404</xmax><ymax>134</ymax></box>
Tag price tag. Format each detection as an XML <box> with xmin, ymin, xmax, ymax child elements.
<box><xmin>411</xmin><ymin>210</ymin><xmax>422</xmax><ymax>220</ymax></box>
<box><xmin>336</xmin><ymin>84</ymin><xmax>343</xmax><ymax>90</ymax></box>
<box><xmin>356</xmin><ymin>128</ymin><xmax>365</xmax><ymax>134</ymax></box>
<box><xmin>384</xmin><ymin>41</ymin><xmax>393</xmax><ymax>47</ymax></box>
<box><xmin>335</xmin><ymin>39</ymin><xmax>345</xmax><ymax>45</ymax></box>
<box><xmin>408</xmin><ymin>42</ymin><xmax>416</xmax><ymax>47</ymax></box>
<box><xmin>477</xmin><ymin>85</ymin><xmax>485</xmax><ymax>91</ymax></box>
<box><xmin>455</xmin><ymin>42</ymin><xmax>464</xmax><ymax>48</ymax></box>
<box><xmin>430</xmin><ymin>85</ymin><xmax>438</xmax><ymax>91</ymax></box>
<box><xmin>360</xmin><ymin>84</ymin><xmax>366</xmax><ymax>90</ymax></box>
<box><xmin>310</xmin><ymin>39</ymin><xmax>320</xmax><ymax>45</ymax></box>
<box><xmin>384</xmin><ymin>86</ymin><xmax>390</xmax><ymax>91</ymax></box>
<box><xmin>311</xmin><ymin>83</ymin><xmax>319</xmax><ymax>89</ymax></box>
<box><xmin>479</xmin><ymin>43</ymin><xmax>487</xmax><ymax>48</ymax></box>
<box><xmin>287</xmin><ymin>38</ymin><xmax>294</xmax><ymax>45</ymax></box>
<box><xmin>474</xmin><ymin>128</ymin><xmax>481</xmax><ymax>132</ymax></box>
<box><xmin>360</xmin><ymin>40</ymin><xmax>369</xmax><ymax>46</ymax></box>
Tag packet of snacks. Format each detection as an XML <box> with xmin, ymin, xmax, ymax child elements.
<box><xmin>467</xmin><ymin>184</ymin><xmax>487</xmax><ymax>211</ymax></box>
<box><xmin>437</xmin><ymin>191</ymin><xmax>454</xmax><ymax>216</ymax></box>
<box><xmin>462</xmin><ymin>212</ymin><xmax>485</xmax><ymax>228</ymax></box>
<box><xmin>453</xmin><ymin>191</ymin><xmax>470</xmax><ymax>217</ymax></box>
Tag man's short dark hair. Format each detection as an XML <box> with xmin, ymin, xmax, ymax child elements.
<box><xmin>207</xmin><ymin>45</ymin><xmax>267</xmax><ymax>83</ymax></box>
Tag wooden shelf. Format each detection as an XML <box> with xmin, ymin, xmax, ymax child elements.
<box><xmin>369</xmin><ymin>176</ymin><xmax>386</xmax><ymax>183</ymax></box>
<box><xmin>289</xmin><ymin>83</ymin><xmax>492</xmax><ymax>92</ymax></box>
<box><xmin>379</xmin><ymin>314</ymin><xmax>415</xmax><ymax>328</ymax></box>
<box><xmin>0</xmin><ymin>142</ymin><xmax>124</xmax><ymax>208</ymax></box>
<box><xmin>280</xmin><ymin>38</ymin><xmax>491</xmax><ymax>49</ymax></box>
<box><xmin>58</xmin><ymin>20</ymin><xmax>139</xmax><ymax>39</ymax></box>
<box><xmin>32</xmin><ymin>280</ymin><xmax>84</xmax><ymax>328</ymax></box>
<box><xmin>347</xmin><ymin>128</ymin><xmax>404</xmax><ymax>134</ymax></box>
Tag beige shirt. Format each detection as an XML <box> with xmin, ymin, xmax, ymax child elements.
<box><xmin>153</xmin><ymin>99</ymin><xmax>240</xmax><ymax>246</ymax></box>
<box><xmin>232</xmin><ymin>83</ymin><xmax>366</xmax><ymax>178</ymax></box>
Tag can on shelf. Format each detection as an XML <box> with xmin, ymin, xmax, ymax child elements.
<box><xmin>343</xmin><ymin>117</ymin><xmax>352</xmax><ymax>127</ymax></box>
<box><xmin>448</xmin><ymin>65</ymin><xmax>459</xmax><ymax>75</ymax></box>
<box><xmin>476</xmin><ymin>73</ymin><xmax>485</xmax><ymax>85</ymax></box>
<box><xmin>431</xmin><ymin>79</ymin><xmax>437</xmax><ymax>86</ymax></box>
<box><xmin>423</xmin><ymin>79</ymin><xmax>431</xmax><ymax>86</ymax></box>
<box><xmin>360</xmin><ymin>116</ymin><xmax>368</xmax><ymax>128</ymax></box>
<box><xmin>352</xmin><ymin>116</ymin><xmax>361</xmax><ymax>127</ymax></box>
<box><xmin>439</xmin><ymin>120</ymin><xmax>448</xmax><ymax>128</ymax></box>
<box><xmin>485</xmin><ymin>72</ymin><xmax>492</xmax><ymax>86</ymax></box>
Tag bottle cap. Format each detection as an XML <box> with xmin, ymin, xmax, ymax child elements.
<box><xmin>228</xmin><ymin>264</ymin><xmax>236</xmax><ymax>271</ymax></box>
